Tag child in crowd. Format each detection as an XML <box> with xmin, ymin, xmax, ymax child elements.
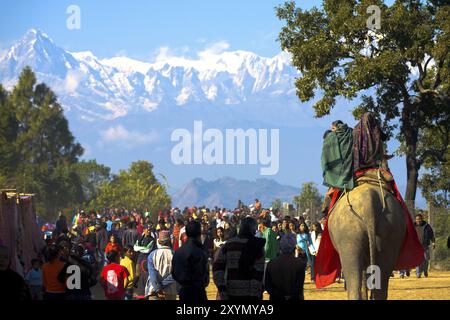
<box><xmin>25</xmin><ymin>258</ymin><xmax>43</xmax><ymax>300</ymax></box>
<box><xmin>120</xmin><ymin>246</ymin><xmax>136</xmax><ymax>300</ymax></box>
<box><xmin>105</xmin><ymin>235</ymin><xmax>122</xmax><ymax>257</ymax></box>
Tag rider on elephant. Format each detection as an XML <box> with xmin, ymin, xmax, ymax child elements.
<box><xmin>321</xmin><ymin>113</ymin><xmax>391</xmax><ymax>215</ymax></box>
<box><xmin>320</xmin><ymin>120</ymin><xmax>354</xmax><ymax>215</ymax></box>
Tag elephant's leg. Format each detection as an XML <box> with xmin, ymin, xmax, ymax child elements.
<box><xmin>371</xmin><ymin>272</ymin><xmax>390</xmax><ymax>300</ymax></box>
<box><xmin>361</xmin><ymin>269</ymin><xmax>368</xmax><ymax>300</ymax></box>
<box><xmin>341</xmin><ymin>256</ymin><xmax>363</xmax><ymax>300</ymax></box>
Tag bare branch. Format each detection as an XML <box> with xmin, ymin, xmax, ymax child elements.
<box><xmin>423</xmin><ymin>56</ymin><xmax>433</xmax><ymax>74</ymax></box>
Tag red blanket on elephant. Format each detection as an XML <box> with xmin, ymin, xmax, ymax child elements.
<box><xmin>315</xmin><ymin>169</ymin><xmax>424</xmax><ymax>289</ymax></box>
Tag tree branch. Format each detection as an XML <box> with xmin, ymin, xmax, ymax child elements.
<box><xmin>415</xmin><ymin>57</ymin><xmax>440</xmax><ymax>95</ymax></box>
<box><xmin>433</xmin><ymin>48</ymin><xmax>449</xmax><ymax>90</ymax></box>
<box><xmin>418</xmin><ymin>130</ymin><xmax>450</xmax><ymax>167</ymax></box>
<box><xmin>423</xmin><ymin>56</ymin><xmax>433</xmax><ymax>76</ymax></box>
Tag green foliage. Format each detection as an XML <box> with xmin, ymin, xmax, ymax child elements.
<box><xmin>91</xmin><ymin>160</ymin><xmax>171</xmax><ymax>216</ymax></box>
<box><xmin>271</xmin><ymin>198</ymin><xmax>283</xmax><ymax>210</ymax></box>
<box><xmin>0</xmin><ymin>84</ymin><xmax>18</xmax><ymax>175</ymax></box>
<box><xmin>429</xmin><ymin>207</ymin><xmax>450</xmax><ymax>270</ymax></box>
<box><xmin>419</xmin><ymin>123</ymin><xmax>449</xmax><ymax>207</ymax></box>
<box><xmin>73</xmin><ymin>160</ymin><xmax>111</xmax><ymax>204</ymax></box>
<box><xmin>0</xmin><ymin>67</ymin><xmax>85</xmax><ymax>220</ymax></box>
<box><xmin>293</xmin><ymin>182</ymin><xmax>323</xmax><ymax>213</ymax></box>
<box><xmin>276</xmin><ymin>0</ymin><xmax>449</xmax><ymax>203</ymax></box>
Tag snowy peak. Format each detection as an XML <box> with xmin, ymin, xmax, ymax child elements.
<box><xmin>12</xmin><ymin>29</ymin><xmax>54</xmax><ymax>56</ymax></box>
<box><xmin>71</xmin><ymin>51</ymin><xmax>98</xmax><ymax>62</ymax></box>
<box><xmin>6</xmin><ymin>29</ymin><xmax>59</xmax><ymax>63</ymax></box>
<box><xmin>0</xmin><ymin>28</ymin><xmax>79</xmax><ymax>81</ymax></box>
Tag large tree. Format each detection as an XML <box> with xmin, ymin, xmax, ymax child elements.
<box><xmin>1</xmin><ymin>67</ymin><xmax>84</xmax><ymax>219</ymax></box>
<box><xmin>293</xmin><ymin>182</ymin><xmax>323</xmax><ymax>215</ymax></box>
<box><xmin>74</xmin><ymin>160</ymin><xmax>111</xmax><ymax>204</ymax></box>
<box><xmin>276</xmin><ymin>0</ymin><xmax>449</xmax><ymax>210</ymax></box>
<box><xmin>92</xmin><ymin>161</ymin><xmax>171</xmax><ymax>219</ymax></box>
<box><xmin>0</xmin><ymin>84</ymin><xmax>18</xmax><ymax>185</ymax></box>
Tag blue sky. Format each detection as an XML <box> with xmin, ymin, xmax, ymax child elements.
<box><xmin>0</xmin><ymin>0</ymin><xmax>323</xmax><ymax>60</ymax></box>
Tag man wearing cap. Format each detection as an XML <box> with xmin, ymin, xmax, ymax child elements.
<box><xmin>264</xmin><ymin>233</ymin><xmax>306</xmax><ymax>300</ymax></box>
<box><xmin>145</xmin><ymin>230</ymin><xmax>177</xmax><ymax>300</ymax></box>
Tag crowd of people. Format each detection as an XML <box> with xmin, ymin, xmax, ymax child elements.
<box><xmin>0</xmin><ymin>197</ymin><xmax>436</xmax><ymax>301</ymax></box>
<box><xmin>1</xmin><ymin>199</ymin><xmax>329</xmax><ymax>301</ymax></box>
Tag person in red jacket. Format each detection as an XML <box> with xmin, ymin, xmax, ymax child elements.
<box><xmin>105</xmin><ymin>235</ymin><xmax>122</xmax><ymax>257</ymax></box>
<box><xmin>100</xmin><ymin>250</ymin><xmax>129</xmax><ymax>300</ymax></box>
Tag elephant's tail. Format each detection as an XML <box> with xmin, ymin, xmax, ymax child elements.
<box><xmin>366</xmin><ymin>206</ymin><xmax>377</xmax><ymax>273</ymax></box>
<box><xmin>365</xmin><ymin>188</ymin><xmax>382</xmax><ymax>299</ymax></box>
<box><xmin>346</xmin><ymin>187</ymin><xmax>378</xmax><ymax>270</ymax></box>
<box><xmin>346</xmin><ymin>187</ymin><xmax>378</xmax><ymax>297</ymax></box>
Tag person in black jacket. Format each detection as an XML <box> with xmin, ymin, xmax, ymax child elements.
<box><xmin>200</xmin><ymin>222</ymin><xmax>214</xmax><ymax>260</ymax></box>
<box><xmin>122</xmin><ymin>222</ymin><xmax>139</xmax><ymax>249</ymax></box>
<box><xmin>172</xmin><ymin>220</ymin><xmax>209</xmax><ymax>302</ymax></box>
<box><xmin>58</xmin><ymin>244</ymin><xmax>96</xmax><ymax>300</ymax></box>
<box><xmin>95</xmin><ymin>223</ymin><xmax>108</xmax><ymax>266</ymax></box>
<box><xmin>264</xmin><ymin>233</ymin><xmax>306</xmax><ymax>300</ymax></box>
<box><xmin>415</xmin><ymin>214</ymin><xmax>435</xmax><ymax>278</ymax></box>
<box><xmin>54</xmin><ymin>214</ymin><xmax>68</xmax><ymax>237</ymax></box>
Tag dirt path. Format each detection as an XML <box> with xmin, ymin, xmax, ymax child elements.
<box><xmin>206</xmin><ymin>270</ymin><xmax>450</xmax><ymax>300</ymax></box>
<box><xmin>91</xmin><ymin>270</ymin><xmax>450</xmax><ymax>300</ymax></box>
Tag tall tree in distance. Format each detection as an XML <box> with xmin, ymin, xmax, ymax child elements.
<box><xmin>276</xmin><ymin>0</ymin><xmax>449</xmax><ymax>210</ymax></box>
<box><xmin>11</xmin><ymin>68</ymin><xmax>83</xmax><ymax>167</ymax></box>
<box><xmin>0</xmin><ymin>84</ymin><xmax>18</xmax><ymax>185</ymax></box>
<box><xmin>293</xmin><ymin>182</ymin><xmax>322</xmax><ymax>215</ymax></box>
<box><xmin>74</xmin><ymin>160</ymin><xmax>111</xmax><ymax>204</ymax></box>
<box><xmin>92</xmin><ymin>161</ymin><xmax>171</xmax><ymax>219</ymax></box>
<box><xmin>2</xmin><ymin>67</ymin><xmax>84</xmax><ymax>219</ymax></box>
<box><xmin>271</xmin><ymin>198</ymin><xmax>283</xmax><ymax>210</ymax></box>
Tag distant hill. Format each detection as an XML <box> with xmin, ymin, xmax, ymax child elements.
<box><xmin>171</xmin><ymin>177</ymin><xmax>299</xmax><ymax>209</ymax></box>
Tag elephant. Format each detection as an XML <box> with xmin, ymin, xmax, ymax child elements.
<box><xmin>327</xmin><ymin>180</ymin><xmax>406</xmax><ymax>300</ymax></box>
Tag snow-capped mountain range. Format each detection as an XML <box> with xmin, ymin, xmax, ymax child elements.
<box><xmin>0</xmin><ymin>29</ymin><xmax>299</xmax><ymax>121</ymax></box>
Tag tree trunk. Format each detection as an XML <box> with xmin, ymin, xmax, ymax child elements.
<box><xmin>405</xmin><ymin>151</ymin><xmax>419</xmax><ymax>216</ymax></box>
<box><xmin>402</xmin><ymin>104</ymin><xmax>420</xmax><ymax>217</ymax></box>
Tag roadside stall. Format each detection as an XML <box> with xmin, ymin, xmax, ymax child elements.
<box><xmin>0</xmin><ymin>190</ymin><xmax>44</xmax><ymax>276</ymax></box>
